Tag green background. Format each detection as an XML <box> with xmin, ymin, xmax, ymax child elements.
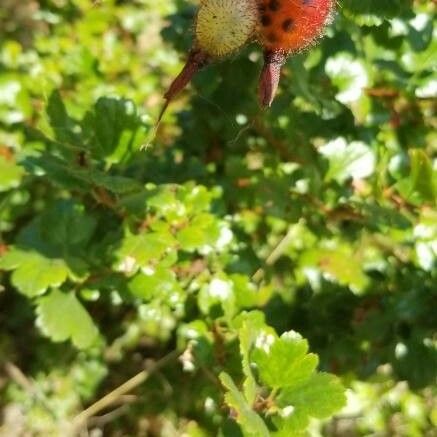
<box><xmin>0</xmin><ymin>0</ymin><xmax>435</xmax><ymax>435</ymax></box>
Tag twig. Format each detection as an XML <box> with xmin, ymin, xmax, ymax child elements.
<box><xmin>252</xmin><ymin>226</ymin><xmax>296</xmax><ymax>282</ymax></box>
<box><xmin>4</xmin><ymin>362</ymin><xmax>56</xmax><ymax>417</ymax></box>
<box><xmin>71</xmin><ymin>349</ymin><xmax>180</xmax><ymax>432</ymax></box>
<box><xmin>86</xmin><ymin>404</ymin><xmax>131</xmax><ymax>428</ymax></box>
<box><xmin>4</xmin><ymin>362</ymin><xmax>34</xmax><ymax>392</ymax></box>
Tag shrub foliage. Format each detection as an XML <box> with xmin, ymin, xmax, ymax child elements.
<box><xmin>0</xmin><ymin>0</ymin><xmax>435</xmax><ymax>435</ymax></box>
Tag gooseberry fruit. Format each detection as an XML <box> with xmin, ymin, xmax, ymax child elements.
<box><xmin>257</xmin><ymin>0</ymin><xmax>334</xmax><ymax>107</ymax></box>
<box><xmin>156</xmin><ymin>0</ymin><xmax>335</xmax><ymax>130</ymax></box>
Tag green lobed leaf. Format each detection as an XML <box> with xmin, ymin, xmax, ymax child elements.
<box><xmin>274</xmin><ymin>373</ymin><xmax>347</xmax><ymax>433</ymax></box>
<box><xmin>38</xmin><ymin>200</ymin><xmax>97</xmax><ymax>249</ymax></box>
<box><xmin>128</xmin><ymin>266</ymin><xmax>184</xmax><ymax>307</ymax></box>
<box><xmin>0</xmin><ymin>0</ymin><xmax>434</xmax><ymax>434</ymax></box>
<box><xmin>300</xmin><ymin>244</ymin><xmax>370</xmax><ymax>294</ymax></box>
<box><xmin>252</xmin><ymin>331</ymin><xmax>319</xmax><ymax>390</ymax></box>
<box><xmin>116</xmin><ymin>230</ymin><xmax>177</xmax><ymax>274</ymax></box>
<box><xmin>36</xmin><ymin>289</ymin><xmax>99</xmax><ymax>349</ymax></box>
<box><xmin>82</xmin><ymin>97</ymin><xmax>148</xmax><ymax>164</ymax></box>
<box><xmin>176</xmin><ymin>213</ymin><xmax>222</xmax><ymax>252</ymax></box>
<box><xmin>21</xmin><ymin>154</ymin><xmax>91</xmax><ymax>191</ymax></box>
<box><xmin>219</xmin><ymin>372</ymin><xmax>270</xmax><ymax>437</ymax></box>
<box><xmin>0</xmin><ymin>249</ymin><xmax>69</xmax><ymax>297</ymax></box>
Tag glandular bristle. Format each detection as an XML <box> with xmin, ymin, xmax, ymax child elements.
<box><xmin>195</xmin><ymin>0</ymin><xmax>259</xmax><ymax>58</ymax></box>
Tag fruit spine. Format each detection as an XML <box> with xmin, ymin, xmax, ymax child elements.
<box><xmin>196</xmin><ymin>0</ymin><xmax>259</xmax><ymax>58</ymax></box>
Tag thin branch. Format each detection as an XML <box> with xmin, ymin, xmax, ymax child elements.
<box><xmin>4</xmin><ymin>362</ymin><xmax>34</xmax><ymax>392</ymax></box>
<box><xmin>4</xmin><ymin>362</ymin><xmax>56</xmax><ymax>417</ymax></box>
<box><xmin>86</xmin><ymin>404</ymin><xmax>131</xmax><ymax>428</ymax></box>
<box><xmin>71</xmin><ymin>349</ymin><xmax>180</xmax><ymax>432</ymax></box>
<box><xmin>252</xmin><ymin>226</ymin><xmax>296</xmax><ymax>282</ymax></box>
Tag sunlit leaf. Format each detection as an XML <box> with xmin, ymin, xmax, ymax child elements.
<box><xmin>36</xmin><ymin>289</ymin><xmax>99</xmax><ymax>349</ymax></box>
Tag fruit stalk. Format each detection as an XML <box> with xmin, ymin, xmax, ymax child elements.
<box><xmin>164</xmin><ymin>49</ymin><xmax>210</xmax><ymax>103</ymax></box>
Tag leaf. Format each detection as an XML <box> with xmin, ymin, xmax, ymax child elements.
<box><xmin>23</xmin><ymin>153</ymin><xmax>142</xmax><ymax>194</ymax></box>
<box><xmin>320</xmin><ymin>138</ymin><xmax>375</xmax><ymax>183</ymax></box>
<box><xmin>238</xmin><ymin>321</ymin><xmax>260</xmax><ymax>405</ymax></box>
<box><xmin>137</xmin><ymin>301</ymin><xmax>177</xmax><ymax>341</ymax></box>
<box><xmin>0</xmin><ymin>74</ymin><xmax>31</xmax><ymax>124</ymax></box>
<box><xmin>252</xmin><ymin>331</ymin><xmax>319</xmax><ymax>390</ymax></box>
<box><xmin>274</xmin><ymin>373</ymin><xmax>346</xmax><ymax>432</ymax></box>
<box><xmin>36</xmin><ymin>289</ymin><xmax>99</xmax><ymax>349</ymax></box>
<box><xmin>46</xmin><ymin>90</ymin><xmax>81</xmax><ymax>145</ymax></box>
<box><xmin>176</xmin><ymin>213</ymin><xmax>221</xmax><ymax>252</ymax></box>
<box><xmin>82</xmin><ymin>97</ymin><xmax>148</xmax><ymax>164</ymax></box>
<box><xmin>219</xmin><ymin>372</ymin><xmax>270</xmax><ymax>437</ymax></box>
<box><xmin>342</xmin><ymin>0</ymin><xmax>410</xmax><ymax>19</ymax></box>
<box><xmin>39</xmin><ymin>200</ymin><xmax>97</xmax><ymax>249</ymax></box>
<box><xmin>392</xmin><ymin>335</ymin><xmax>437</xmax><ymax>390</ymax></box>
<box><xmin>0</xmin><ymin>249</ymin><xmax>69</xmax><ymax>297</ymax></box>
<box><xmin>0</xmin><ymin>155</ymin><xmax>24</xmax><ymax>192</ymax></box>
<box><xmin>21</xmin><ymin>154</ymin><xmax>91</xmax><ymax>191</ymax></box>
<box><xmin>300</xmin><ymin>244</ymin><xmax>370</xmax><ymax>294</ymax></box>
<box><xmin>408</xmin><ymin>149</ymin><xmax>436</xmax><ymax>203</ymax></box>
<box><xmin>198</xmin><ymin>276</ymin><xmax>235</xmax><ymax>317</ymax></box>
<box><xmin>116</xmin><ymin>230</ymin><xmax>177</xmax><ymax>274</ymax></box>
<box><xmin>90</xmin><ymin>171</ymin><xmax>142</xmax><ymax>194</ymax></box>
<box><xmin>325</xmin><ymin>54</ymin><xmax>369</xmax><ymax>105</ymax></box>
<box><xmin>128</xmin><ymin>267</ymin><xmax>183</xmax><ymax>307</ymax></box>
<box><xmin>231</xmin><ymin>274</ymin><xmax>258</xmax><ymax>310</ymax></box>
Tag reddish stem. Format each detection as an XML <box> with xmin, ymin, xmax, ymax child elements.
<box><xmin>258</xmin><ymin>50</ymin><xmax>287</xmax><ymax>108</ymax></box>
<box><xmin>154</xmin><ymin>48</ymin><xmax>210</xmax><ymax>130</ymax></box>
<box><xmin>164</xmin><ymin>48</ymin><xmax>210</xmax><ymax>102</ymax></box>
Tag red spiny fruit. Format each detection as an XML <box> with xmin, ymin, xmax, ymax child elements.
<box><xmin>153</xmin><ymin>0</ymin><xmax>334</xmax><ymax>136</ymax></box>
<box><xmin>258</xmin><ymin>0</ymin><xmax>334</xmax><ymax>107</ymax></box>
